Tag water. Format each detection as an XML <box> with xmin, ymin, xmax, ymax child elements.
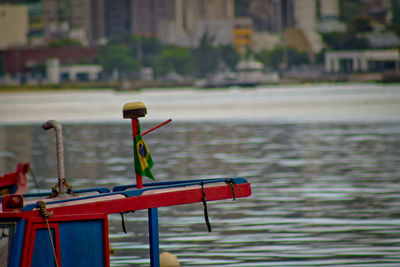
<box><xmin>1</xmin><ymin>84</ymin><xmax>400</xmax><ymax>266</ymax></box>
<box><xmin>1</xmin><ymin>83</ymin><xmax>400</xmax><ymax>124</ymax></box>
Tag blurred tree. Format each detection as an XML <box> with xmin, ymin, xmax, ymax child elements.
<box><xmin>339</xmin><ymin>0</ymin><xmax>364</xmax><ymax>24</ymax></box>
<box><xmin>152</xmin><ymin>46</ymin><xmax>194</xmax><ymax>76</ymax></box>
<box><xmin>107</xmin><ymin>34</ymin><xmax>162</xmax><ymax>67</ymax></box>
<box><xmin>255</xmin><ymin>47</ymin><xmax>310</xmax><ymax>69</ymax></box>
<box><xmin>48</xmin><ymin>38</ymin><xmax>83</xmax><ymax>47</ymax></box>
<box><xmin>96</xmin><ymin>45</ymin><xmax>139</xmax><ymax>74</ymax></box>
<box><xmin>392</xmin><ymin>0</ymin><xmax>400</xmax><ymax>24</ymax></box>
<box><xmin>348</xmin><ymin>16</ymin><xmax>373</xmax><ymax>33</ymax></box>
<box><xmin>107</xmin><ymin>34</ymin><xmax>136</xmax><ymax>46</ymax></box>
<box><xmin>218</xmin><ymin>45</ymin><xmax>240</xmax><ymax>71</ymax></box>
<box><xmin>390</xmin><ymin>0</ymin><xmax>400</xmax><ymax>36</ymax></box>
<box><xmin>30</xmin><ymin>63</ymin><xmax>46</xmax><ymax>75</ymax></box>
<box><xmin>322</xmin><ymin>4</ymin><xmax>373</xmax><ymax>51</ymax></box>
<box><xmin>254</xmin><ymin>49</ymin><xmax>269</xmax><ymax>66</ymax></box>
<box><xmin>321</xmin><ymin>31</ymin><xmax>369</xmax><ymax>50</ymax></box>
<box><xmin>193</xmin><ymin>31</ymin><xmax>218</xmax><ymax>77</ymax></box>
<box><xmin>315</xmin><ymin>48</ymin><xmax>326</xmax><ymax>65</ymax></box>
<box><xmin>140</xmin><ymin>36</ymin><xmax>163</xmax><ymax>66</ymax></box>
<box><xmin>0</xmin><ymin>57</ymin><xmax>4</xmax><ymax>75</ymax></box>
<box><xmin>287</xmin><ymin>48</ymin><xmax>310</xmax><ymax>66</ymax></box>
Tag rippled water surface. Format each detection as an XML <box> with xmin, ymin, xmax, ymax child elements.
<box><xmin>1</xmin><ymin>120</ymin><xmax>400</xmax><ymax>266</ymax></box>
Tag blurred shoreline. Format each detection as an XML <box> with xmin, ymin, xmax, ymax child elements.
<box><xmin>1</xmin><ymin>83</ymin><xmax>400</xmax><ymax>125</ymax></box>
<box><xmin>0</xmin><ymin>72</ymin><xmax>399</xmax><ymax>93</ymax></box>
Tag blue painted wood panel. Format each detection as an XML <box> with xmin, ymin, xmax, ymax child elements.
<box><xmin>9</xmin><ymin>219</ymin><xmax>26</xmax><ymax>267</ymax></box>
<box><xmin>59</xmin><ymin>220</ymin><xmax>104</xmax><ymax>267</ymax></box>
<box><xmin>31</xmin><ymin>228</ymin><xmax>56</xmax><ymax>267</ymax></box>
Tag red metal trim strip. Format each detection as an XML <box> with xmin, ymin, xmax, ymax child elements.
<box><xmin>31</xmin><ymin>183</ymin><xmax>251</xmax><ymax>216</ymax></box>
<box><xmin>0</xmin><ymin>183</ymin><xmax>251</xmax><ymax>221</ymax></box>
<box><xmin>102</xmin><ymin>214</ymin><xmax>110</xmax><ymax>266</ymax></box>
<box><xmin>24</xmin><ymin>223</ymin><xmax>60</xmax><ymax>267</ymax></box>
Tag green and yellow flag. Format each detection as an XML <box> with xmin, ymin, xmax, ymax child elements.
<box><xmin>134</xmin><ymin>122</ymin><xmax>155</xmax><ymax>180</ymax></box>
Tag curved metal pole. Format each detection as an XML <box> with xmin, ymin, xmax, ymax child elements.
<box><xmin>42</xmin><ymin>120</ymin><xmax>66</xmax><ymax>194</ymax></box>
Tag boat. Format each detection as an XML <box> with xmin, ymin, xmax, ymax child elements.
<box><xmin>235</xmin><ymin>59</ymin><xmax>279</xmax><ymax>87</ymax></box>
<box><xmin>0</xmin><ymin>102</ymin><xmax>251</xmax><ymax>267</ymax></box>
<box><xmin>194</xmin><ymin>59</ymin><xmax>279</xmax><ymax>88</ymax></box>
<box><xmin>0</xmin><ymin>163</ymin><xmax>30</xmax><ymax>195</ymax></box>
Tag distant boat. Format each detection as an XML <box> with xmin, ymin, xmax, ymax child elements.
<box><xmin>194</xmin><ymin>60</ymin><xmax>279</xmax><ymax>88</ymax></box>
<box><xmin>194</xmin><ymin>72</ymin><xmax>238</xmax><ymax>88</ymax></box>
<box><xmin>0</xmin><ymin>163</ymin><xmax>30</xmax><ymax>195</ymax></box>
<box><xmin>235</xmin><ymin>60</ymin><xmax>279</xmax><ymax>86</ymax></box>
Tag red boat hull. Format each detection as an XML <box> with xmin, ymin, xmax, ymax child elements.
<box><xmin>0</xmin><ymin>163</ymin><xmax>30</xmax><ymax>195</ymax></box>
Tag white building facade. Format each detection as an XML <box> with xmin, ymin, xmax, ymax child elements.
<box><xmin>325</xmin><ymin>50</ymin><xmax>400</xmax><ymax>73</ymax></box>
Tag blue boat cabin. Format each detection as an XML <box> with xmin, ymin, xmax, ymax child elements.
<box><xmin>1</xmin><ymin>178</ymin><xmax>251</xmax><ymax>267</ymax></box>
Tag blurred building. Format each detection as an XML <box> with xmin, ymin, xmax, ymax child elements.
<box><xmin>42</xmin><ymin>0</ymin><xmax>70</xmax><ymax>41</ymax></box>
<box><xmin>283</xmin><ymin>0</ymin><xmax>323</xmax><ymax>58</ymax></box>
<box><xmin>319</xmin><ymin>0</ymin><xmax>339</xmax><ymax>19</ymax></box>
<box><xmin>363</xmin><ymin>0</ymin><xmax>392</xmax><ymax>24</ymax></box>
<box><xmin>0</xmin><ymin>47</ymin><xmax>98</xmax><ymax>75</ymax></box>
<box><xmin>252</xmin><ymin>32</ymin><xmax>281</xmax><ymax>52</ymax></box>
<box><xmin>69</xmin><ymin>0</ymin><xmax>92</xmax><ymax>45</ymax></box>
<box><xmin>293</xmin><ymin>0</ymin><xmax>323</xmax><ymax>52</ymax></box>
<box><xmin>90</xmin><ymin>0</ymin><xmax>105</xmax><ymax>42</ymax></box>
<box><xmin>294</xmin><ymin>0</ymin><xmax>316</xmax><ymax>31</ymax></box>
<box><xmin>247</xmin><ymin>0</ymin><xmax>273</xmax><ymax>32</ymax></box>
<box><xmin>163</xmin><ymin>0</ymin><xmax>234</xmax><ymax>47</ymax></box>
<box><xmin>26</xmin><ymin>2</ymin><xmax>45</xmax><ymax>46</ymax></box>
<box><xmin>316</xmin><ymin>0</ymin><xmax>346</xmax><ymax>33</ymax></box>
<box><xmin>247</xmin><ymin>0</ymin><xmax>340</xmax><ymax>32</ymax></box>
<box><xmin>102</xmin><ymin>0</ymin><xmax>235</xmax><ymax>47</ymax></box>
<box><xmin>104</xmin><ymin>0</ymin><xmax>130</xmax><ymax>39</ymax></box>
<box><xmin>42</xmin><ymin>0</ymin><xmax>106</xmax><ymax>45</ymax></box>
<box><xmin>39</xmin><ymin>0</ymin><xmax>236</xmax><ymax>46</ymax></box>
<box><xmin>0</xmin><ymin>4</ymin><xmax>28</xmax><ymax>49</ymax></box>
<box><xmin>365</xmin><ymin>31</ymin><xmax>400</xmax><ymax>49</ymax></box>
<box><xmin>246</xmin><ymin>0</ymin><xmax>291</xmax><ymax>53</ymax></box>
<box><xmin>131</xmin><ymin>0</ymin><xmax>175</xmax><ymax>37</ymax></box>
<box><xmin>246</xmin><ymin>0</ymin><xmax>323</xmax><ymax>56</ymax></box>
<box><xmin>233</xmin><ymin>17</ymin><xmax>253</xmax><ymax>55</ymax></box>
<box><xmin>246</xmin><ymin>0</ymin><xmax>293</xmax><ymax>33</ymax></box>
<box><xmin>325</xmin><ymin>49</ymin><xmax>400</xmax><ymax>73</ymax></box>
<box><xmin>59</xmin><ymin>63</ymin><xmax>102</xmax><ymax>83</ymax></box>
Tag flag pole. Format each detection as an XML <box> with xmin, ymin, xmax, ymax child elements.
<box><xmin>123</xmin><ymin>101</ymin><xmax>160</xmax><ymax>267</ymax></box>
<box><xmin>131</xmin><ymin>118</ymin><xmax>143</xmax><ymax>189</ymax></box>
<box><xmin>123</xmin><ymin>102</ymin><xmax>148</xmax><ymax>189</ymax></box>
<box><xmin>142</xmin><ymin>118</ymin><xmax>172</xmax><ymax>136</ymax></box>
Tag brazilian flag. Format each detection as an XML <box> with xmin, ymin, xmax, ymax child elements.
<box><xmin>134</xmin><ymin>122</ymin><xmax>155</xmax><ymax>180</ymax></box>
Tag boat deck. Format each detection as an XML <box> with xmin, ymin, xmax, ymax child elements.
<box><xmin>1</xmin><ymin>177</ymin><xmax>251</xmax><ymax>217</ymax></box>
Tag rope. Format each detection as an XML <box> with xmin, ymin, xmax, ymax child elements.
<box><xmin>225</xmin><ymin>178</ymin><xmax>239</xmax><ymax>201</ymax></box>
<box><xmin>37</xmin><ymin>200</ymin><xmax>59</xmax><ymax>267</ymax></box>
<box><xmin>200</xmin><ymin>181</ymin><xmax>212</xmax><ymax>232</ymax></box>
<box><xmin>120</xmin><ymin>212</ymin><xmax>128</xmax><ymax>233</ymax></box>
<box><xmin>29</xmin><ymin>168</ymin><xmax>40</xmax><ymax>192</ymax></box>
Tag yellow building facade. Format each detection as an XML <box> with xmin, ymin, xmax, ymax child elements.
<box><xmin>233</xmin><ymin>17</ymin><xmax>253</xmax><ymax>55</ymax></box>
<box><xmin>0</xmin><ymin>4</ymin><xmax>28</xmax><ymax>49</ymax></box>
